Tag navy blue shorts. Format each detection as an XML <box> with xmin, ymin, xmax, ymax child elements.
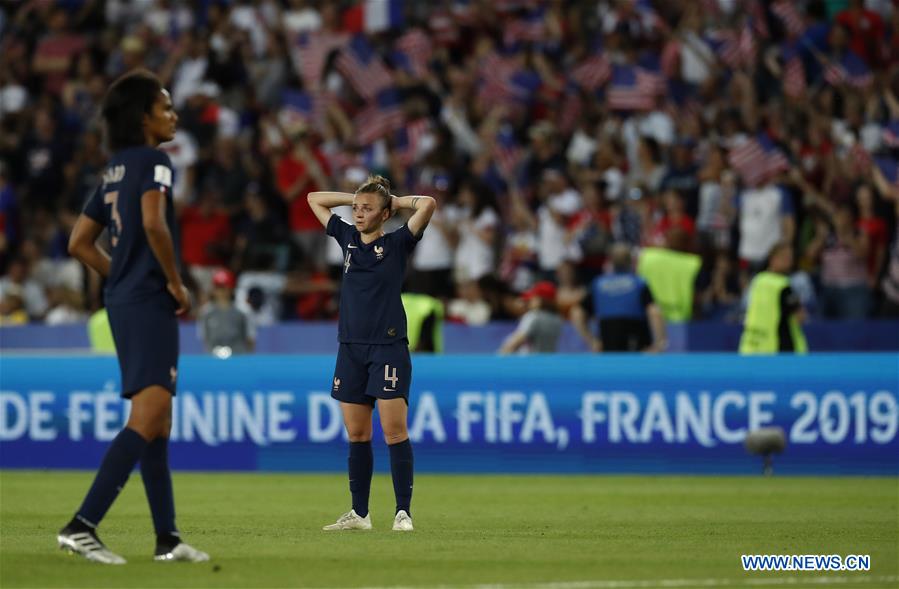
<box><xmin>331</xmin><ymin>341</ymin><xmax>411</xmax><ymax>406</ymax></box>
<box><xmin>107</xmin><ymin>294</ymin><xmax>179</xmax><ymax>399</ymax></box>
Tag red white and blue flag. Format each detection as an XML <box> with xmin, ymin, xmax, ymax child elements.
<box><xmin>337</xmin><ymin>35</ymin><xmax>394</xmax><ymax>101</ymax></box>
<box><xmin>728</xmin><ymin>134</ymin><xmax>791</xmax><ymax>187</ymax></box>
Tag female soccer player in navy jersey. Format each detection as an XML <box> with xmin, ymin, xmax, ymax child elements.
<box><xmin>308</xmin><ymin>175</ymin><xmax>436</xmax><ymax>531</ymax></box>
<box><xmin>59</xmin><ymin>70</ymin><xmax>208</xmax><ymax>564</ymax></box>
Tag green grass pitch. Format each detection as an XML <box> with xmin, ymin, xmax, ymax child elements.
<box><xmin>1</xmin><ymin>471</ymin><xmax>896</xmax><ymax>588</ymax></box>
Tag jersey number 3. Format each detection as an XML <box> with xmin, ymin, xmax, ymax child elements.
<box><xmin>104</xmin><ymin>191</ymin><xmax>122</xmax><ymax>247</ymax></box>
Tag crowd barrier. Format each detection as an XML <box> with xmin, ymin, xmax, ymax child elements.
<box><xmin>1</xmin><ymin>320</ymin><xmax>898</xmax><ymax>353</ymax></box>
<box><xmin>1</xmin><ymin>354</ymin><xmax>896</xmax><ymax>475</ymax></box>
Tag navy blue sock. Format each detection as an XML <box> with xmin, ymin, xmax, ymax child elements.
<box><xmin>76</xmin><ymin>428</ymin><xmax>147</xmax><ymax>526</ymax></box>
<box><xmin>388</xmin><ymin>439</ymin><xmax>413</xmax><ymax>515</ymax></box>
<box><xmin>141</xmin><ymin>437</ymin><xmax>178</xmax><ymax>536</ymax></box>
<box><xmin>348</xmin><ymin>441</ymin><xmax>373</xmax><ymax>518</ymax></box>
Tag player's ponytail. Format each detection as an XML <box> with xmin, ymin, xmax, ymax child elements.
<box><xmin>355</xmin><ymin>175</ymin><xmax>392</xmax><ymax>210</ymax></box>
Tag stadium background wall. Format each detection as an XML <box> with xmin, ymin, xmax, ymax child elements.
<box><xmin>0</xmin><ymin>354</ymin><xmax>896</xmax><ymax>475</ymax></box>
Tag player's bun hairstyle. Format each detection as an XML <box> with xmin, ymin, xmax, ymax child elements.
<box><xmin>101</xmin><ymin>69</ymin><xmax>164</xmax><ymax>152</ymax></box>
<box><xmin>355</xmin><ymin>175</ymin><xmax>392</xmax><ymax>210</ymax></box>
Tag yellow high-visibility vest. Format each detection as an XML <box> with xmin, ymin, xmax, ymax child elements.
<box><xmin>739</xmin><ymin>271</ymin><xmax>808</xmax><ymax>354</ymax></box>
<box><xmin>637</xmin><ymin>247</ymin><xmax>702</xmax><ymax>322</ymax></box>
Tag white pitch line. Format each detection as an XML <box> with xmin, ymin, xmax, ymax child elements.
<box><xmin>348</xmin><ymin>575</ymin><xmax>899</xmax><ymax>589</ymax></box>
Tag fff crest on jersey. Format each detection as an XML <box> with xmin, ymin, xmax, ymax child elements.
<box><xmin>374</xmin><ymin>245</ymin><xmax>384</xmax><ymax>260</ymax></box>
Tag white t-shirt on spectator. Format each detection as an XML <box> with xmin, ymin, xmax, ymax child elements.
<box><xmin>454</xmin><ymin>207</ymin><xmax>499</xmax><ymax>282</ymax></box>
<box><xmin>412</xmin><ymin>205</ymin><xmax>459</xmax><ymax>271</ymax></box>
<box><xmin>234</xmin><ymin>271</ymin><xmax>286</xmax><ymax>327</ymax></box>
<box><xmin>326</xmin><ymin>205</ymin><xmax>353</xmax><ymax>267</ymax></box>
<box><xmin>159</xmin><ymin>130</ymin><xmax>198</xmax><ymax>205</ymax></box>
<box><xmin>284</xmin><ymin>7</ymin><xmax>323</xmax><ymax>34</ymax></box>
<box><xmin>738</xmin><ymin>185</ymin><xmax>790</xmax><ymax>263</ymax></box>
<box><xmin>538</xmin><ymin>189</ymin><xmax>582</xmax><ymax>271</ymax></box>
<box><xmin>680</xmin><ymin>32</ymin><xmax>714</xmax><ymax>85</ymax></box>
<box><xmin>172</xmin><ymin>57</ymin><xmax>208</xmax><ymax>109</ymax></box>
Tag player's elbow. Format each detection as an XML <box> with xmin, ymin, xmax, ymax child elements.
<box><xmin>421</xmin><ymin>196</ymin><xmax>437</xmax><ymax>213</ymax></box>
<box><xmin>67</xmin><ymin>235</ymin><xmax>84</xmax><ymax>258</ymax></box>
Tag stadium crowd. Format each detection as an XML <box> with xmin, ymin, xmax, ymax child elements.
<box><xmin>1</xmin><ymin>0</ymin><xmax>899</xmax><ymax>330</ymax></box>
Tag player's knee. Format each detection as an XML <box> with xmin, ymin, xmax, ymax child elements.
<box><xmin>346</xmin><ymin>430</ymin><xmax>372</xmax><ymax>442</ymax></box>
<box><xmin>383</xmin><ymin>429</ymin><xmax>408</xmax><ymax>445</ymax></box>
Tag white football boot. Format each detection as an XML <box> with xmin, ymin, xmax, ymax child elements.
<box><xmin>154</xmin><ymin>542</ymin><xmax>210</xmax><ymax>562</ymax></box>
<box><xmin>322</xmin><ymin>509</ymin><xmax>372</xmax><ymax>531</ymax></box>
<box><xmin>392</xmin><ymin>510</ymin><xmax>413</xmax><ymax>532</ymax></box>
<box><xmin>57</xmin><ymin>528</ymin><xmax>126</xmax><ymax>564</ymax></box>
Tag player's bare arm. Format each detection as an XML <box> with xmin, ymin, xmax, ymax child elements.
<box><xmin>141</xmin><ymin>189</ymin><xmax>189</xmax><ymax>315</ymax></box>
<box><xmin>307</xmin><ymin>191</ymin><xmax>355</xmax><ymax>227</ymax></box>
<box><xmin>391</xmin><ymin>195</ymin><xmax>436</xmax><ymax>237</ymax></box>
<box><xmin>68</xmin><ymin>215</ymin><xmax>111</xmax><ymax>278</ymax></box>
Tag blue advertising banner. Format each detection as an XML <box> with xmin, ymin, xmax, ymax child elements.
<box><xmin>0</xmin><ymin>354</ymin><xmax>896</xmax><ymax>475</ymax></box>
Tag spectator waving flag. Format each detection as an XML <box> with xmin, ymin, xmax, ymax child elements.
<box><xmin>494</xmin><ymin>126</ymin><xmax>523</xmax><ymax>179</ymax></box>
<box><xmin>728</xmin><ymin>134</ymin><xmax>790</xmax><ymax>187</ymax></box>
<box><xmin>279</xmin><ymin>89</ymin><xmax>315</xmax><ymax>129</ymax></box>
<box><xmin>606</xmin><ymin>64</ymin><xmax>663</xmax><ymax>112</ymax></box>
<box><xmin>395</xmin><ymin>28</ymin><xmax>432</xmax><ymax>78</ymax></box>
<box><xmin>503</xmin><ymin>8</ymin><xmax>546</xmax><ymax>46</ymax></box>
<box><xmin>570</xmin><ymin>53</ymin><xmax>612</xmax><ymax>91</ymax></box>
<box><xmin>824</xmin><ymin>52</ymin><xmax>873</xmax><ymax>89</ymax></box>
<box><xmin>477</xmin><ymin>52</ymin><xmax>540</xmax><ymax>108</ymax></box>
<box><xmin>393</xmin><ymin>118</ymin><xmax>433</xmax><ymax>166</ymax></box>
<box><xmin>781</xmin><ymin>43</ymin><xmax>806</xmax><ymax>99</ymax></box>
<box><xmin>353</xmin><ymin>87</ymin><xmax>405</xmax><ymax>145</ymax></box>
<box><xmin>771</xmin><ymin>0</ymin><xmax>806</xmax><ymax>38</ymax></box>
<box><xmin>558</xmin><ymin>83</ymin><xmax>583</xmax><ymax>135</ymax></box>
<box><xmin>337</xmin><ymin>35</ymin><xmax>394</xmax><ymax>101</ymax></box>
<box><xmin>290</xmin><ymin>32</ymin><xmax>348</xmax><ymax>91</ymax></box>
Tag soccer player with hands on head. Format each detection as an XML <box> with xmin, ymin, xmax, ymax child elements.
<box><xmin>308</xmin><ymin>176</ymin><xmax>436</xmax><ymax>532</ymax></box>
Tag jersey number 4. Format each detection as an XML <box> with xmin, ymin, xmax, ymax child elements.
<box><xmin>383</xmin><ymin>365</ymin><xmax>399</xmax><ymax>392</ymax></box>
<box><xmin>104</xmin><ymin>191</ymin><xmax>122</xmax><ymax>247</ymax></box>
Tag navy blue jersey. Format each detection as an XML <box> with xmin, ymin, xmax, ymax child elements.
<box><xmin>327</xmin><ymin>214</ymin><xmax>420</xmax><ymax>344</ymax></box>
<box><xmin>83</xmin><ymin>146</ymin><xmax>178</xmax><ymax>306</ymax></box>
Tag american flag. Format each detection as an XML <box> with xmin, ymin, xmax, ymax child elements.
<box><xmin>353</xmin><ymin>87</ymin><xmax>406</xmax><ymax>145</ymax></box>
<box><xmin>728</xmin><ymin>134</ymin><xmax>790</xmax><ymax>187</ymax></box>
<box><xmin>771</xmin><ymin>0</ymin><xmax>805</xmax><ymax>38</ymax></box>
<box><xmin>279</xmin><ymin>89</ymin><xmax>315</xmax><ymax>130</ymax></box>
<box><xmin>477</xmin><ymin>52</ymin><xmax>540</xmax><ymax>108</ymax></box>
<box><xmin>393</xmin><ymin>117</ymin><xmax>432</xmax><ymax>165</ymax></box>
<box><xmin>707</xmin><ymin>23</ymin><xmax>757</xmax><ymax>69</ymax></box>
<box><xmin>883</xmin><ymin>121</ymin><xmax>899</xmax><ymax>148</ymax></box>
<box><xmin>494</xmin><ymin>126</ymin><xmax>523</xmax><ymax>179</ymax></box>
<box><xmin>747</xmin><ymin>0</ymin><xmax>770</xmax><ymax>38</ymax></box>
<box><xmin>558</xmin><ymin>84</ymin><xmax>583</xmax><ymax>135</ymax></box>
<box><xmin>395</xmin><ymin>28</ymin><xmax>431</xmax><ymax>78</ymax></box>
<box><xmin>290</xmin><ymin>32</ymin><xmax>348</xmax><ymax>91</ymax></box>
<box><xmin>337</xmin><ymin>35</ymin><xmax>394</xmax><ymax>101</ymax></box>
<box><xmin>570</xmin><ymin>53</ymin><xmax>612</xmax><ymax>91</ymax></box>
<box><xmin>503</xmin><ymin>9</ymin><xmax>546</xmax><ymax>45</ymax></box>
<box><xmin>824</xmin><ymin>52</ymin><xmax>873</xmax><ymax>89</ymax></box>
<box><xmin>782</xmin><ymin>44</ymin><xmax>806</xmax><ymax>99</ymax></box>
<box><xmin>606</xmin><ymin>65</ymin><xmax>664</xmax><ymax>112</ymax></box>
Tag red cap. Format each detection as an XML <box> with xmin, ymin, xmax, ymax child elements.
<box><xmin>212</xmin><ymin>269</ymin><xmax>236</xmax><ymax>289</ymax></box>
<box><xmin>522</xmin><ymin>281</ymin><xmax>557</xmax><ymax>302</ymax></box>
